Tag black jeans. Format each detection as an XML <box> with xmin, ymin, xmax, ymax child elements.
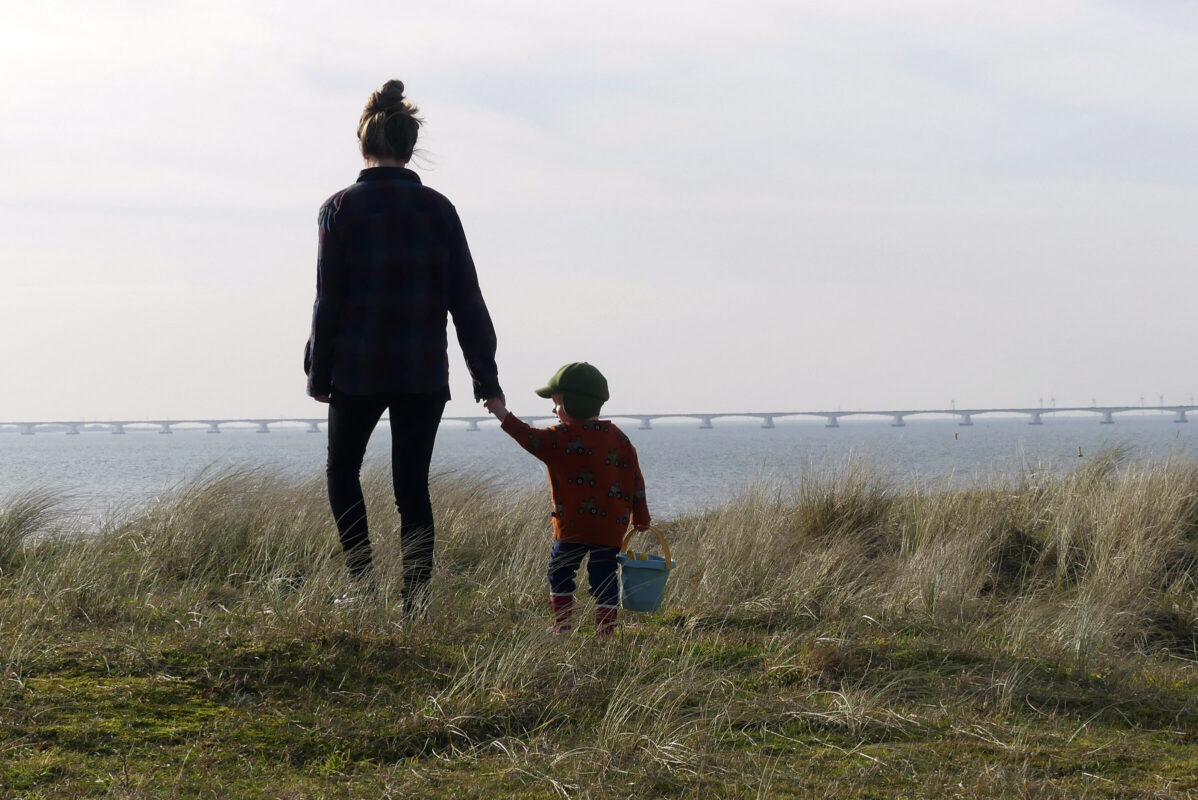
<box><xmin>326</xmin><ymin>390</ymin><xmax>446</xmax><ymax>603</ymax></box>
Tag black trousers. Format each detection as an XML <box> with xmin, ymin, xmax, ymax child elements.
<box><xmin>326</xmin><ymin>390</ymin><xmax>446</xmax><ymax>601</ymax></box>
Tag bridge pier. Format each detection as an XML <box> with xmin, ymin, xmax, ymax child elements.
<box><xmin>256</xmin><ymin>422</ymin><xmax>271</xmax><ymax>433</ymax></box>
<box><xmin>760</xmin><ymin>415</ymin><xmax>775</xmax><ymax>429</ymax></box>
<box><xmin>699</xmin><ymin>416</ymin><xmax>713</xmax><ymax>429</ymax></box>
<box><xmin>111</xmin><ymin>423</ymin><xmax>125</xmax><ymax>435</ymax></box>
<box><xmin>20</xmin><ymin>424</ymin><xmax>35</xmax><ymax>435</ymax></box>
<box><xmin>891</xmin><ymin>414</ymin><xmax>906</xmax><ymax>428</ymax></box>
<box><xmin>1176</xmin><ymin>410</ymin><xmax>1189</xmax><ymax>423</ymax></box>
<box><xmin>1029</xmin><ymin>412</ymin><xmax>1043</xmax><ymax>425</ymax></box>
<box><xmin>158</xmin><ymin>423</ymin><xmax>173</xmax><ymax>434</ymax></box>
<box><xmin>207</xmin><ymin>422</ymin><xmax>221</xmax><ymax>434</ymax></box>
<box><xmin>307</xmin><ymin>421</ymin><xmax>321</xmax><ymax>433</ymax></box>
<box><xmin>1100</xmin><ymin>411</ymin><xmax>1115</xmax><ymax>425</ymax></box>
<box><xmin>466</xmin><ymin>419</ymin><xmax>480</xmax><ymax>431</ymax></box>
<box><xmin>66</xmin><ymin>424</ymin><xmax>80</xmax><ymax>435</ymax></box>
<box><xmin>638</xmin><ymin>418</ymin><xmax>653</xmax><ymax>430</ymax></box>
<box><xmin>958</xmin><ymin>413</ymin><xmax>973</xmax><ymax>427</ymax></box>
<box><xmin>825</xmin><ymin>415</ymin><xmax>840</xmax><ymax>428</ymax></box>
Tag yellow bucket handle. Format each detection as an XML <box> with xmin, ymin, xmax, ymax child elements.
<box><xmin>620</xmin><ymin>525</ymin><xmax>672</xmax><ymax>571</ymax></box>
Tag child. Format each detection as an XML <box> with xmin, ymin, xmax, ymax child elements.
<box><xmin>484</xmin><ymin>362</ymin><xmax>650</xmax><ymax>636</ymax></box>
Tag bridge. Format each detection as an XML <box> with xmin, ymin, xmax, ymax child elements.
<box><xmin>1</xmin><ymin>405</ymin><xmax>1194</xmax><ymax>435</ymax></box>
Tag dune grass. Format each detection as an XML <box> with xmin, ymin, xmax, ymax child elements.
<box><xmin>2</xmin><ymin>452</ymin><xmax>1198</xmax><ymax>798</ymax></box>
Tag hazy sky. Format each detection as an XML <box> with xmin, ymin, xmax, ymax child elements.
<box><xmin>3</xmin><ymin>1</ymin><xmax>1196</xmax><ymax>421</ymax></box>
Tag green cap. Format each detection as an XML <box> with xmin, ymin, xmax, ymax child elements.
<box><xmin>536</xmin><ymin>362</ymin><xmax>610</xmax><ymax>419</ymax></box>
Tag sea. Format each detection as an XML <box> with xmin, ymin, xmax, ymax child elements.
<box><xmin>1</xmin><ymin>415</ymin><xmax>1194</xmax><ymax>523</ymax></box>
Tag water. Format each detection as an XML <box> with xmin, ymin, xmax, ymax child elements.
<box><xmin>1</xmin><ymin>415</ymin><xmax>1194</xmax><ymax>521</ymax></box>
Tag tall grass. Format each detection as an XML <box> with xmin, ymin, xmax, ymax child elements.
<box><xmin>0</xmin><ymin>486</ymin><xmax>61</xmax><ymax>571</ymax></box>
<box><xmin>4</xmin><ymin>450</ymin><xmax>1198</xmax><ymax>664</ymax></box>
<box><xmin>2</xmin><ymin>450</ymin><xmax>1197</xmax><ymax>796</ymax></box>
<box><xmin>679</xmin><ymin>452</ymin><xmax>1198</xmax><ymax>654</ymax></box>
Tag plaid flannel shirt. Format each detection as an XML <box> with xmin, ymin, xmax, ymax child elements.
<box><xmin>304</xmin><ymin>167</ymin><xmax>501</xmax><ymax>400</ymax></box>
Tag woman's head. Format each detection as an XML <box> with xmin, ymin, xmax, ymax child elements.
<box><xmin>358</xmin><ymin>79</ymin><xmax>422</xmax><ymax>163</ymax></box>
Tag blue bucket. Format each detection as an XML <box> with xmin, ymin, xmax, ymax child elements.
<box><xmin>618</xmin><ymin>527</ymin><xmax>675</xmax><ymax>612</ymax></box>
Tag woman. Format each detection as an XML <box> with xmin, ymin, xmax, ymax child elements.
<box><xmin>304</xmin><ymin>79</ymin><xmax>503</xmax><ymax>614</ymax></box>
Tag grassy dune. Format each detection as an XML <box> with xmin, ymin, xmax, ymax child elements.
<box><xmin>2</xmin><ymin>451</ymin><xmax>1198</xmax><ymax>798</ymax></box>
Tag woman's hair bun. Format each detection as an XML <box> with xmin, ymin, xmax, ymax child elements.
<box><xmin>365</xmin><ymin>79</ymin><xmax>407</xmax><ymax>116</ymax></box>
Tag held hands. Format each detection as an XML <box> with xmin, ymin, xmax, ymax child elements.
<box><xmin>482</xmin><ymin>394</ymin><xmax>507</xmax><ymax>421</ymax></box>
<box><xmin>320</xmin><ymin>392</ymin><xmax>506</xmax><ymax>413</ymax></box>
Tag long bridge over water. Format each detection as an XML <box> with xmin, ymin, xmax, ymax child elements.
<box><xmin>1</xmin><ymin>405</ymin><xmax>1194</xmax><ymax>435</ymax></box>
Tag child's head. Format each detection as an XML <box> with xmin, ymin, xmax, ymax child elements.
<box><xmin>536</xmin><ymin>362</ymin><xmax>609</xmax><ymax>422</ymax></box>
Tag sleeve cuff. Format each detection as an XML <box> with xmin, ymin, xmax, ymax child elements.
<box><xmin>472</xmin><ymin>376</ymin><xmax>503</xmax><ymax>401</ymax></box>
<box><xmin>307</xmin><ymin>375</ymin><xmax>332</xmax><ymax>397</ymax></box>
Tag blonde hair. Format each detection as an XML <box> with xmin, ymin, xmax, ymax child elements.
<box><xmin>357</xmin><ymin>79</ymin><xmax>422</xmax><ymax>162</ymax></box>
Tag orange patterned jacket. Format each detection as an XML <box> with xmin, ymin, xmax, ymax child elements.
<box><xmin>500</xmin><ymin>414</ymin><xmax>650</xmax><ymax>547</ymax></box>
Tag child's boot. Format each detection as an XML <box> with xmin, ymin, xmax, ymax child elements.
<box><xmin>595</xmin><ymin>605</ymin><xmax>618</xmax><ymax>638</ymax></box>
<box><xmin>550</xmin><ymin>594</ymin><xmax>574</xmax><ymax>634</ymax></box>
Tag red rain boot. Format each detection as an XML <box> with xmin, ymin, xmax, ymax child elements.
<box><xmin>595</xmin><ymin>605</ymin><xmax>618</xmax><ymax>638</ymax></box>
<box><xmin>550</xmin><ymin>594</ymin><xmax>574</xmax><ymax>634</ymax></box>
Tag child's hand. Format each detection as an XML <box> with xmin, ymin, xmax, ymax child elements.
<box><xmin>483</xmin><ymin>395</ymin><xmax>508</xmax><ymax>420</ymax></box>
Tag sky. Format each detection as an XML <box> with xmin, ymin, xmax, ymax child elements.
<box><xmin>2</xmin><ymin>0</ymin><xmax>1196</xmax><ymax>422</ymax></box>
